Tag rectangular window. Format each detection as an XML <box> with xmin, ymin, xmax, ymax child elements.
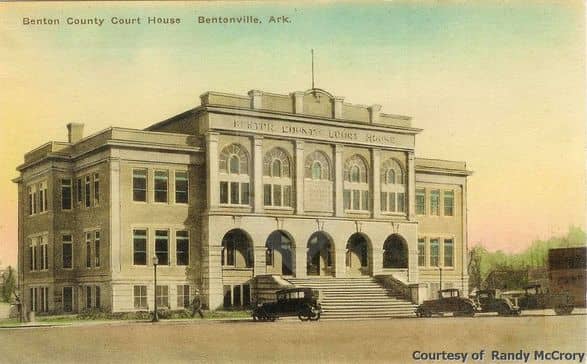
<box><xmin>241</xmin><ymin>183</ymin><xmax>250</xmax><ymax>205</ymax></box>
<box><xmin>389</xmin><ymin>192</ymin><xmax>396</xmax><ymax>212</ymax></box>
<box><xmin>93</xmin><ymin>173</ymin><xmax>100</xmax><ymax>204</ymax></box>
<box><xmin>76</xmin><ymin>178</ymin><xmax>82</xmax><ymax>204</ymax></box>
<box><xmin>416</xmin><ymin>188</ymin><xmax>425</xmax><ymax>215</ymax></box>
<box><xmin>444</xmin><ymin>191</ymin><xmax>454</xmax><ymax>216</ymax></box>
<box><xmin>263</xmin><ymin>184</ymin><xmax>272</xmax><ymax>206</ymax></box>
<box><xmin>30</xmin><ymin>287</ymin><xmax>37</xmax><ymax>312</ymax></box>
<box><xmin>220</xmin><ymin>181</ymin><xmax>229</xmax><ymax>204</ymax></box>
<box><xmin>154</xmin><ymin>170</ymin><xmax>168</xmax><ymax>203</ymax></box>
<box><xmin>430</xmin><ymin>190</ymin><xmax>440</xmax><ymax>216</ymax></box>
<box><xmin>133</xmin><ymin>229</ymin><xmax>147</xmax><ymax>265</ymax></box>
<box><xmin>177</xmin><ymin>285</ymin><xmax>190</xmax><ymax>308</ymax></box>
<box><xmin>28</xmin><ymin>186</ymin><xmax>33</xmax><ymax>215</ymax></box>
<box><xmin>38</xmin><ymin>182</ymin><xmax>47</xmax><ymax>213</ymax></box>
<box><xmin>63</xmin><ymin>287</ymin><xmax>73</xmax><ymax>312</ymax></box>
<box><xmin>61</xmin><ymin>178</ymin><xmax>72</xmax><ymax>210</ymax></box>
<box><xmin>39</xmin><ymin>287</ymin><xmax>47</xmax><ymax>312</ymax></box>
<box><xmin>361</xmin><ymin>190</ymin><xmax>369</xmax><ymax>211</ymax></box>
<box><xmin>230</xmin><ymin>182</ymin><xmax>239</xmax><ymax>204</ymax></box>
<box><xmin>40</xmin><ymin>236</ymin><xmax>48</xmax><ymax>270</ymax></box>
<box><xmin>175</xmin><ymin>171</ymin><xmax>189</xmax><ymax>204</ymax></box>
<box><xmin>62</xmin><ymin>234</ymin><xmax>73</xmax><ymax>269</ymax></box>
<box><xmin>343</xmin><ymin>189</ymin><xmax>351</xmax><ymax>210</ymax></box>
<box><xmin>86</xmin><ymin>286</ymin><xmax>92</xmax><ymax>309</ymax></box>
<box><xmin>155</xmin><ymin>230</ymin><xmax>169</xmax><ymax>265</ymax></box>
<box><xmin>380</xmin><ymin>192</ymin><xmax>388</xmax><ymax>211</ymax></box>
<box><xmin>397</xmin><ymin>193</ymin><xmax>405</xmax><ymax>213</ymax></box>
<box><xmin>418</xmin><ymin>238</ymin><xmax>426</xmax><ymax>267</ymax></box>
<box><xmin>273</xmin><ymin>184</ymin><xmax>282</xmax><ymax>207</ymax></box>
<box><xmin>132</xmin><ymin>169</ymin><xmax>147</xmax><ymax>202</ymax></box>
<box><xmin>176</xmin><ymin>230</ymin><xmax>189</xmax><ymax>266</ymax></box>
<box><xmin>85</xmin><ymin>232</ymin><xmax>92</xmax><ymax>268</ymax></box>
<box><xmin>95</xmin><ymin>286</ymin><xmax>101</xmax><ymax>309</ymax></box>
<box><xmin>134</xmin><ymin>285</ymin><xmax>147</xmax><ymax>309</ymax></box>
<box><xmin>94</xmin><ymin>231</ymin><xmax>101</xmax><ymax>268</ymax></box>
<box><xmin>430</xmin><ymin>238</ymin><xmax>439</xmax><ymax>267</ymax></box>
<box><xmin>156</xmin><ymin>285</ymin><xmax>169</xmax><ymax>308</ymax></box>
<box><xmin>283</xmin><ymin>185</ymin><xmax>291</xmax><ymax>207</ymax></box>
<box><xmin>84</xmin><ymin>176</ymin><xmax>91</xmax><ymax>207</ymax></box>
<box><xmin>29</xmin><ymin>238</ymin><xmax>37</xmax><ymax>271</ymax></box>
<box><xmin>444</xmin><ymin>239</ymin><xmax>454</xmax><ymax>267</ymax></box>
<box><xmin>352</xmin><ymin>190</ymin><xmax>360</xmax><ymax>210</ymax></box>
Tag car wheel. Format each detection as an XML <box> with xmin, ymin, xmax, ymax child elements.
<box><xmin>497</xmin><ymin>303</ymin><xmax>511</xmax><ymax>316</ymax></box>
<box><xmin>268</xmin><ymin>314</ymin><xmax>277</xmax><ymax>322</ymax></box>
<box><xmin>309</xmin><ymin>311</ymin><xmax>321</xmax><ymax>321</ymax></box>
<box><xmin>463</xmin><ymin>304</ymin><xmax>476</xmax><ymax>317</ymax></box>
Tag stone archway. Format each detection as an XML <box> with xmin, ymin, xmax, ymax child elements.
<box><xmin>266</xmin><ymin>230</ymin><xmax>294</xmax><ymax>276</ymax></box>
<box><xmin>346</xmin><ymin>233</ymin><xmax>371</xmax><ymax>276</ymax></box>
<box><xmin>307</xmin><ymin>232</ymin><xmax>334</xmax><ymax>276</ymax></box>
<box><xmin>221</xmin><ymin>229</ymin><xmax>254</xmax><ymax>268</ymax></box>
<box><xmin>383</xmin><ymin>234</ymin><xmax>408</xmax><ymax>269</ymax></box>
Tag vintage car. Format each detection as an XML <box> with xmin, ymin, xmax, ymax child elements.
<box><xmin>471</xmin><ymin>289</ymin><xmax>520</xmax><ymax>316</ymax></box>
<box><xmin>506</xmin><ymin>284</ymin><xmax>574</xmax><ymax>315</ymax></box>
<box><xmin>415</xmin><ymin>289</ymin><xmax>477</xmax><ymax>317</ymax></box>
<box><xmin>252</xmin><ymin>287</ymin><xmax>322</xmax><ymax>322</ymax></box>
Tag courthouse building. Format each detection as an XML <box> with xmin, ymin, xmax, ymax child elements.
<box><xmin>15</xmin><ymin>88</ymin><xmax>471</xmax><ymax>313</ymax></box>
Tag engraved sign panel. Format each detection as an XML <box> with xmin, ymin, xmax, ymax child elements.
<box><xmin>304</xmin><ymin>181</ymin><xmax>333</xmax><ymax>213</ymax></box>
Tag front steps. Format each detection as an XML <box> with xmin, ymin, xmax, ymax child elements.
<box><xmin>286</xmin><ymin>277</ymin><xmax>417</xmax><ymax>320</ymax></box>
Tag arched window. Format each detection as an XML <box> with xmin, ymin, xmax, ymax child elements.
<box><xmin>343</xmin><ymin>155</ymin><xmax>369</xmax><ymax>211</ymax></box>
<box><xmin>304</xmin><ymin>151</ymin><xmax>331</xmax><ymax>180</ymax></box>
<box><xmin>380</xmin><ymin>158</ymin><xmax>406</xmax><ymax>213</ymax></box>
<box><xmin>263</xmin><ymin>148</ymin><xmax>292</xmax><ymax>207</ymax></box>
<box><xmin>219</xmin><ymin>144</ymin><xmax>250</xmax><ymax>205</ymax></box>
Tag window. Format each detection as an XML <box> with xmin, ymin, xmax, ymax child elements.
<box><xmin>177</xmin><ymin>285</ymin><xmax>190</xmax><ymax>308</ymax></box>
<box><xmin>85</xmin><ymin>176</ymin><xmax>91</xmax><ymax>207</ymax></box>
<box><xmin>175</xmin><ymin>171</ymin><xmax>189</xmax><ymax>204</ymax></box>
<box><xmin>133</xmin><ymin>285</ymin><xmax>147</xmax><ymax>309</ymax></box>
<box><xmin>156</xmin><ymin>285</ymin><xmax>169</xmax><ymax>308</ymax></box>
<box><xmin>154</xmin><ymin>170</ymin><xmax>168</xmax><ymax>203</ymax></box>
<box><xmin>229</xmin><ymin>155</ymin><xmax>240</xmax><ymax>174</ymax></box>
<box><xmin>381</xmin><ymin>159</ymin><xmax>406</xmax><ymax>213</ymax></box>
<box><xmin>416</xmin><ymin>188</ymin><xmax>425</xmax><ymax>215</ymax></box>
<box><xmin>94</xmin><ymin>231</ymin><xmax>101</xmax><ymax>268</ymax></box>
<box><xmin>444</xmin><ymin>191</ymin><xmax>454</xmax><ymax>216</ymax></box>
<box><xmin>430</xmin><ymin>238</ymin><xmax>439</xmax><ymax>267</ymax></box>
<box><xmin>39</xmin><ymin>287</ymin><xmax>49</xmax><ymax>313</ymax></box>
<box><xmin>220</xmin><ymin>182</ymin><xmax>228</xmax><ymax>204</ymax></box>
<box><xmin>155</xmin><ymin>230</ymin><xmax>169</xmax><ymax>265</ymax></box>
<box><xmin>263</xmin><ymin>148</ymin><xmax>292</xmax><ymax>207</ymax></box>
<box><xmin>76</xmin><ymin>178</ymin><xmax>82</xmax><ymax>205</ymax></box>
<box><xmin>63</xmin><ymin>287</ymin><xmax>73</xmax><ymax>312</ymax></box>
<box><xmin>430</xmin><ymin>190</ymin><xmax>440</xmax><ymax>216</ymax></box>
<box><xmin>40</xmin><ymin>236</ymin><xmax>48</xmax><ymax>270</ymax></box>
<box><xmin>93</xmin><ymin>173</ymin><xmax>100</xmax><ymax>204</ymax></box>
<box><xmin>132</xmin><ymin>169</ymin><xmax>147</xmax><ymax>202</ymax></box>
<box><xmin>444</xmin><ymin>239</ymin><xmax>454</xmax><ymax>267</ymax></box>
<box><xmin>86</xmin><ymin>286</ymin><xmax>92</xmax><ymax>308</ymax></box>
<box><xmin>29</xmin><ymin>237</ymin><xmax>37</xmax><ymax>271</ymax></box>
<box><xmin>305</xmin><ymin>151</ymin><xmax>331</xmax><ymax>180</ymax></box>
<box><xmin>344</xmin><ymin>155</ymin><xmax>369</xmax><ymax>212</ymax></box>
<box><xmin>418</xmin><ymin>238</ymin><xmax>425</xmax><ymax>267</ymax></box>
<box><xmin>85</xmin><ymin>232</ymin><xmax>92</xmax><ymax>268</ymax></box>
<box><xmin>176</xmin><ymin>230</ymin><xmax>189</xmax><ymax>265</ymax></box>
<box><xmin>61</xmin><ymin>178</ymin><xmax>72</xmax><ymax>210</ymax></box>
<box><xmin>397</xmin><ymin>193</ymin><xmax>405</xmax><ymax>212</ymax></box>
<box><xmin>28</xmin><ymin>186</ymin><xmax>34</xmax><ymax>215</ymax></box>
<box><xmin>219</xmin><ymin>144</ymin><xmax>249</xmax><ymax>175</ymax></box>
<box><xmin>265</xmin><ymin>246</ymin><xmax>273</xmax><ymax>266</ymax></box>
<box><xmin>30</xmin><ymin>287</ymin><xmax>37</xmax><ymax>312</ymax></box>
<box><xmin>224</xmin><ymin>240</ymin><xmax>235</xmax><ymax>266</ymax></box>
<box><xmin>220</xmin><ymin>181</ymin><xmax>249</xmax><ymax>205</ymax></box>
<box><xmin>133</xmin><ymin>229</ymin><xmax>147</xmax><ymax>265</ymax></box>
<box><xmin>95</xmin><ymin>286</ymin><xmax>101</xmax><ymax>309</ymax></box>
<box><xmin>38</xmin><ymin>181</ymin><xmax>47</xmax><ymax>213</ymax></box>
<box><xmin>62</xmin><ymin>234</ymin><xmax>73</xmax><ymax>269</ymax></box>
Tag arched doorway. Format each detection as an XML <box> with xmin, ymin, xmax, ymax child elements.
<box><xmin>221</xmin><ymin>229</ymin><xmax>254</xmax><ymax>268</ymax></box>
<box><xmin>346</xmin><ymin>233</ymin><xmax>371</xmax><ymax>276</ymax></box>
<box><xmin>266</xmin><ymin>230</ymin><xmax>294</xmax><ymax>276</ymax></box>
<box><xmin>307</xmin><ymin>232</ymin><xmax>334</xmax><ymax>276</ymax></box>
<box><xmin>221</xmin><ymin>229</ymin><xmax>254</xmax><ymax>309</ymax></box>
<box><xmin>383</xmin><ymin>234</ymin><xmax>408</xmax><ymax>269</ymax></box>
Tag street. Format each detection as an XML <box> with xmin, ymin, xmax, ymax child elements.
<box><xmin>1</xmin><ymin>312</ymin><xmax>586</xmax><ymax>364</ymax></box>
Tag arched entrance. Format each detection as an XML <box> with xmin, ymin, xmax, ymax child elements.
<box><xmin>383</xmin><ymin>234</ymin><xmax>408</xmax><ymax>269</ymax></box>
<box><xmin>221</xmin><ymin>229</ymin><xmax>254</xmax><ymax>308</ymax></box>
<box><xmin>346</xmin><ymin>233</ymin><xmax>371</xmax><ymax>276</ymax></box>
<box><xmin>221</xmin><ymin>229</ymin><xmax>254</xmax><ymax>268</ymax></box>
<box><xmin>307</xmin><ymin>232</ymin><xmax>334</xmax><ymax>276</ymax></box>
<box><xmin>265</xmin><ymin>230</ymin><xmax>294</xmax><ymax>276</ymax></box>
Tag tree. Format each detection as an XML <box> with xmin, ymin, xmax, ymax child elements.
<box><xmin>468</xmin><ymin>246</ymin><xmax>484</xmax><ymax>292</ymax></box>
<box><xmin>1</xmin><ymin>266</ymin><xmax>16</xmax><ymax>302</ymax></box>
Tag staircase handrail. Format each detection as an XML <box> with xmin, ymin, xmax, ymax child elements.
<box><xmin>374</xmin><ymin>274</ymin><xmax>413</xmax><ymax>302</ymax></box>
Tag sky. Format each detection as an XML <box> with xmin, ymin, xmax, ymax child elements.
<box><xmin>0</xmin><ymin>1</ymin><xmax>585</xmax><ymax>267</ymax></box>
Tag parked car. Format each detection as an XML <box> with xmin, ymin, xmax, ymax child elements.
<box><xmin>505</xmin><ymin>284</ymin><xmax>574</xmax><ymax>315</ymax></box>
<box><xmin>415</xmin><ymin>289</ymin><xmax>477</xmax><ymax>317</ymax></box>
<box><xmin>471</xmin><ymin>289</ymin><xmax>520</xmax><ymax>316</ymax></box>
<box><xmin>252</xmin><ymin>288</ymin><xmax>322</xmax><ymax>322</ymax></box>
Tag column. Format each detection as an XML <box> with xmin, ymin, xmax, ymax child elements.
<box><xmin>407</xmin><ymin>151</ymin><xmax>416</xmax><ymax>220</ymax></box>
<box><xmin>253</xmin><ymin>136</ymin><xmax>264</xmax><ymax>213</ymax></box>
<box><xmin>295</xmin><ymin>141</ymin><xmax>304</xmax><ymax>214</ymax></box>
<box><xmin>372</xmin><ymin>149</ymin><xmax>381</xmax><ymax>218</ymax></box>
<box><xmin>334</xmin><ymin>144</ymin><xmax>344</xmax><ymax>217</ymax></box>
<box><xmin>202</xmin><ymin>243</ymin><xmax>223</xmax><ymax>309</ymax></box>
<box><xmin>206</xmin><ymin>132</ymin><xmax>220</xmax><ymax>211</ymax></box>
<box><xmin>109</xmin><ymin>155</ymin><xmax>121</xmax><ymax>275</ymax></box>
<box><xmin>253</xmin><ymin>246</ymin><xmax>267</xmax><ymax>276</ymax></box>
<box><xmin>295</xmin><ymin>246</ymin><xmax>307</xmax><ymax>278</ymax></box>
<box><xmin>334</xmin><ymin>248</ymin><xmax>346</xmax><ymax>278</ymax></box>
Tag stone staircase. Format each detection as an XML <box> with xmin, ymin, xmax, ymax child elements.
<box><xmin>286</xmin><ymin>277</ymin><xmax>417</xmax><ymax>320</ymax></box>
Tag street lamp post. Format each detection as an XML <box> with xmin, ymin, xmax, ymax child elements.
<box><xmin>152</xmin><ymin>255</ymin><xmax>159</xmax><ymax>322</ymax></box>
<box><xmin>438</xmin><ymin>266</ymin><xmax>443</xmax><ymax>292</ymax></box>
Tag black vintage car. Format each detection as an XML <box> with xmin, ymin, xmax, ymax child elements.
<box><xmin>252</xmin><ymin>288</ymin><xmax>322</xmax><ymax>322</ymax></box>
<box><xmin>415</xmin><ymin>289</ymin><xmax>477</xmax><ymax>317</ymax></box>
<box><xmin>505</xmin><ymin>284</ymin><xmax>574</xmax><ymax>315</ymax></box>
<box><xmin>471</xmin><ymin>289</ymin><xmax>520</xmax><ymax>316</ymax></box>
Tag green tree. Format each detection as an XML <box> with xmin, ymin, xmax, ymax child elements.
<box><xmin>1</xmin><ymin>266</ymin><xmax>16</xmax><ymax>302</ymax></box>
<box><xmin>468</xmin><ymin>246</ymin><xmax>484</xmax><ymax>291</ymax></box>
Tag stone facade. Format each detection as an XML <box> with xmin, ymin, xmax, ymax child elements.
<box><xmin>14</xmin><ymin>88</ymin><xmax>471</xmax><ymax>313</ymax></box>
